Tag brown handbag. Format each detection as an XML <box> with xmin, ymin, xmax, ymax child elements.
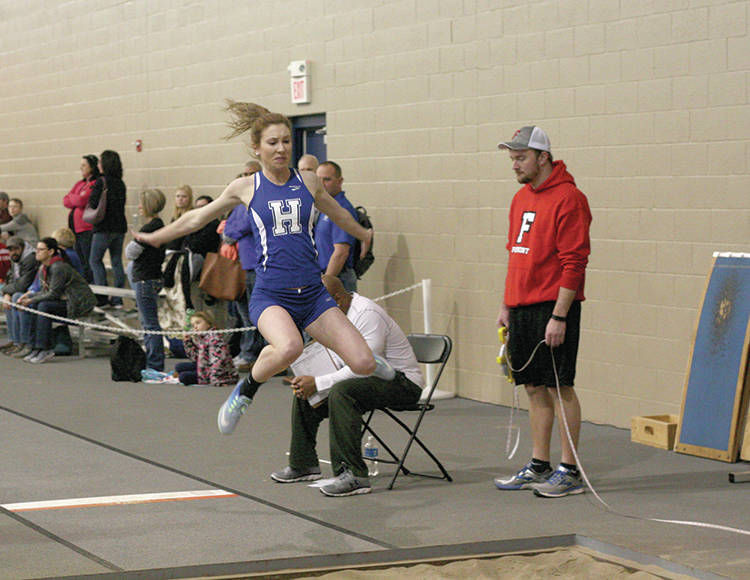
<box><xmin>198</xmin><ymin>251</ymin><xmax>245</xmax><ymax>301</ymax></box>
<box><xmin>83</xmin><ymin>178</ymin><xmax>108</xmax><ymax>225</ymax></box>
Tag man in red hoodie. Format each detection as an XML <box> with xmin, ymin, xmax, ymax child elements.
<box><xmin>494</xmin><ymin>126</ymin><xmax>592</xmax><ymax>498</ymax></box>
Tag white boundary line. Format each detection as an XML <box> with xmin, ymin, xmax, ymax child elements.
<box><xmin>2</xmin><ymin>489</ymin><xmax>237</xmax><ymax>512</ymax></box>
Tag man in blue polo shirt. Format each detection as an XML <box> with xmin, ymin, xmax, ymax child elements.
<box><xmin>314</xmin><ymin>161</ymin><xmax>358</xmax><ymax>292</ymax></box>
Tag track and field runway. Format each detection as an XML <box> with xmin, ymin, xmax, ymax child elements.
<box><xmin>1</xmin><ymin>352</ymin><xmax>749</xmax><ymax>578</ymax></box>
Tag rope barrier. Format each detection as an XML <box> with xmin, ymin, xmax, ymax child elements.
<box><xmin>372</xmin><ymin>281</ymin><xmax>424</xmax><ymax>303</ymax></box>
<box><xmin>0</xmin><ymin>280</ymin><xmax>426</xmax><ymax>338</ymax></box>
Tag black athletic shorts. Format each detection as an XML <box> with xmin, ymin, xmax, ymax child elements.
<box><xmin>507</xmin><ymin>301</ymin><xmax>581</xmax><ymax>387</ymax></box>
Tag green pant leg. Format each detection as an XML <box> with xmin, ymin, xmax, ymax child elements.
<box><xmin>289</xmin><ymin>396</ymin><xmax>329</xmax><ymax>470</ymax></box>
<box><xmin>328</xmin><ymin>373</ymin><xmax>422</xmax><ymax>478</ymax></box>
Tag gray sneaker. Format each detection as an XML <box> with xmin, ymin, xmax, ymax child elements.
<box><xmin>494</xmin><ymin>462</ymin><xmax>553</xmax><ymax>490</ymax></box>
<box><xmin>23</xmin><ymin>348</ymin><xmax>41</xmax><ymax>362</ymax></box>
<box><xmin>29</xmin><ymin>350</ymin><xmax>55</xmax><ymax>364</ymax></box>
<box><xmin>217</xmin><ymin>380</ymin><xmax>252</xmax><ymax>435</ymax></box>
<box><xmin>372</xmin><ymin>354</ymin><xmax>395</xmax><ymax>381</ymax></box>
<box><xmin>271</xmin><ymin>465</ymin><xmax>323</xmax><ymax>483</ymax></box>
<box><xmin>320</xmin><ymin>469</ymin><xmax>371</xmax><ymax>497</ymax></box>
<box><xmin>532</xmin><ymin>466</ymin><xmax>584</xmax><ymax>498</ymax></box>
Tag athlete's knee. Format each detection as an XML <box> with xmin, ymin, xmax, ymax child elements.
<box><xmin>348</xmin><ymin>351</ymin><xmax>375</xmax><ymax>376</ymax></box>
<box><xmin>273</xmin><ymin>337</ymin><xmax>304</xmax><ymax>365</ymax></box>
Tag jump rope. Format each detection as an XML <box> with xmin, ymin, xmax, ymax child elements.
<box><xmin>496</xmin><ymin>327</ymin><xmax>750</xmax><ymax>537</ymax></box>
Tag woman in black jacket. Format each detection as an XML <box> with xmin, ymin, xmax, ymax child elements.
<box><xmin>88</xmin><ymin>150</ymin><xmax>128</xmax><ymax>307</ymax></box>
<box><xmin>17</xmin><ymin>237</ymin><xmax>96</xmax><ymax>364</ymax></box>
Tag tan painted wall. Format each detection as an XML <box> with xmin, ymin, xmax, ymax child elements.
<box><xmin>1</xmin><ymin>1</ymin><xmax>749</xmax><ymax>427</ymax></box>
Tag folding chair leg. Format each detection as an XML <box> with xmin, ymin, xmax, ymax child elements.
<box><xmin>384</xmin><ymin>409</ymin><xmax>453</xmax><ymax>489</ymax></box>
<box><xmin>387</xmin><ymin>434</ymin><xmax>452</xmax><ymax>489</ymax></box>
<box><xmin>361</xmin><ymin>413</ymin><xmax>411</xmax><ymax>476</ymax></box>
<box><xmin>404</xmin><ymin>435</ymin><xmax>452</xmax><ymax>481</ymax></box>
<box><xmin>362</xmin><ymin>359</ymin><xmax>453</xmax><ymax>490</ymax></box>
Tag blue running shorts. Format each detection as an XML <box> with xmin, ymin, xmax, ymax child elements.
<box><xmin>249</xmin><ymin>282</ymin><xmax>337</xmax><ymax>332</ymax></box>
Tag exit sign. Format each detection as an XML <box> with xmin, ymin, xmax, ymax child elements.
<box><xmin>291</xmin><ymin>77</ymin><xmax>309</xmax><ymax>104</ymax></box>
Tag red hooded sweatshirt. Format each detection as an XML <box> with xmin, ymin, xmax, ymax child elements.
<box><xmin>504</xmin><ymin>160</ymin><xmax>592</xmax><ymax>308</ymax></box>
<box><xmin>63</xmin><ymin>179</ymin><xmax>95</xmax><ymax>234</ymax></box>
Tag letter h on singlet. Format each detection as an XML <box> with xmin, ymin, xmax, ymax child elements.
<box><xmin>268</xmin><ymin>199</ymin><xmax>303</xmax><ymax>236</ymax></box>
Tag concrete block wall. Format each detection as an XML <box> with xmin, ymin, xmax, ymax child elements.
<box><xmin>1</xmin><ymin>0</ymin><xmax>749</xmax><ymax>428</ymax></box>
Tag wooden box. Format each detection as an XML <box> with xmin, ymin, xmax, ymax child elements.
<box><xmin>631</xmin><ymin>415</ymin><xmax>679</xmax><ymax>450</ymax></box>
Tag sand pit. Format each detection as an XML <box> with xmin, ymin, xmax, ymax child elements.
<box><xmin>297</xmin><ymin>548</ymin><xmax>680</xmax><ymax>579</ymax></box>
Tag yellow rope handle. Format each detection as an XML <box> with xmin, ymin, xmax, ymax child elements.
<box><xmin>496</xmin><ymin>327</ymin><xmax>513</xmax><ymax>383</ymax></box>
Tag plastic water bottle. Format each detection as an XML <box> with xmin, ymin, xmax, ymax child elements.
<box><xmin>363</xmin><ymin>435</ymin><xmax>379</xmax><ymax>477</ymax></box>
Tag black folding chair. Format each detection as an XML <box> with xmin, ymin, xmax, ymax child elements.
<box><xmin>361</xmin><ymin>333</ymin><xmax>453</xmax><ymax>490</ymax></box>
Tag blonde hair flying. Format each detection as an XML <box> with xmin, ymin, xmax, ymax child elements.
<box><xmin>224</xmin><ymin>100</ymin><xmax>292</xmax><ymax>150</ymax></box>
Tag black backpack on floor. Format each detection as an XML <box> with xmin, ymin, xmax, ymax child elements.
<box><xmin>110</xmin><ymin>335</ymin><xmax>146</xmax><ymax>382</ymax></box>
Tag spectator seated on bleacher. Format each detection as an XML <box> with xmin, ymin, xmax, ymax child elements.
<box><xmin>0</xmin><ymin>198</ymin><xmax>39</xmax><ymax>245</ymax></box>
<box><xmin>12</xmin><ymin>237</ymin><xmax>96</xmax><ymax>364</ymax></box>
<box><xmin>0</xmin><ymin>236</ymin><xmax>39</xmax><ymax>354</ymax></box>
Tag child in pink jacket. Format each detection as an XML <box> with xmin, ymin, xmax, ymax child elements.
<box><xmin>176</xmin><ymin>311</ymin><xmax>239</xmax><ymax>386</ymax></box>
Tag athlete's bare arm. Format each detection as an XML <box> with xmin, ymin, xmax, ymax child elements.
<box><xmin>135</xmin><ymin>177</ymin><xmax>253</xmax><ymax>247</ymax></box>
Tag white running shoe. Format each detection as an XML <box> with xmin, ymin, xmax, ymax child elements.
<box><xmin>372</xmin><ymin>354</ymin><xmax>395</xmax><ymax>381</ymax></box>
<box><xmin>217</xmin><ymin>379</ymin><xmax>252</xmax><ymax>435</ymax></box>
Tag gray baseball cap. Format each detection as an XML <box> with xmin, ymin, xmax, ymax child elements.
<box><xmin>498</xmin><ymin>126</ymin><xmax>551</xmax><ymax>152</ymax></box>
<box><xmin>5</xmin><ymin>236</ymin><xmax>25</xmax><ymax>249</ymax></box>
<box><xmin>0</xmin><ymin>191</ymin><xmax>8</xmax><ymax>202</ymax></box>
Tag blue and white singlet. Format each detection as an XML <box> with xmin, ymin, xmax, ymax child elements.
<box><xmin>248</xmin><ymin>169</ymin><xmax>321</xmax><ymax>290</ymax></box>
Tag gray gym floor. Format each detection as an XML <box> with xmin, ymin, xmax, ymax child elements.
<box><xmin>1</xmin><ymin>349</ymin><xmax>749</xmax><ymax>579</ymax></box>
